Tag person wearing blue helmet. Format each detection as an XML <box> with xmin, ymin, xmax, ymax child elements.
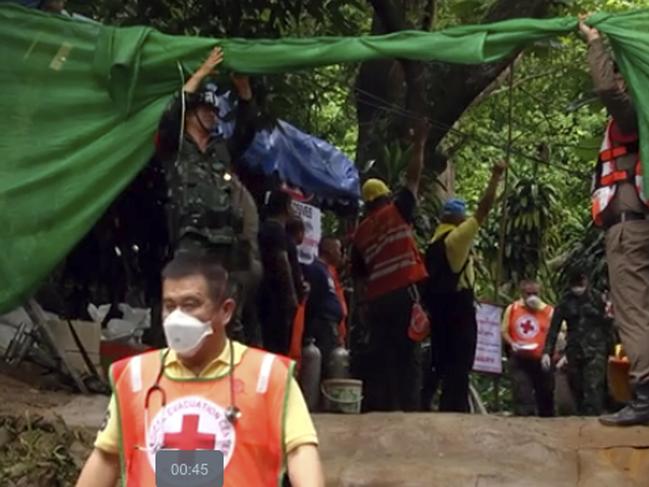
<box><xmin>421</xmin><ymin>161</ymin><xmax>506</xmax><ymax>412</ymax></box>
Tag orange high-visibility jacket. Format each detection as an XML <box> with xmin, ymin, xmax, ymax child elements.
<box><xmin>110</xmin><ymin>347</ymin><xmax>293</xmax><ymax>487</ymax></box>
<box><xmin>592</xmin><ymin>119</ymin><xmax>648</xmax><ymax>225</ymax></box>
<box><xmin>353</xmin><ymin>202</ymin><xmax>427</xmax><ymax>300</ymax></box>
<box><xmin>508</xmin><ymin>301</ymin><xmax>553</xmax><ymax>361</ymax></box>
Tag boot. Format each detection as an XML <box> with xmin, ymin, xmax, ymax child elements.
<box><xmin>599</xmin><ymin>382</ymin><xmax>649</xmax><ymax>427</ymax></box>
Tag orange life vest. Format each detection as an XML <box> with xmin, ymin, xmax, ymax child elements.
<box><xmin>508</xmin><ymin>301</ymin><xmax>553</xmax><ymax>361</ymax></box>
<box><xmin>592</xmin><ymin>119</ymin><xmax>648</xmax><ymax>226</ymax></box>
<box><xmin>327</xmin><ymin>264</ymin><xmax>348</xmax><ymax>346</ymax></box>
<box><xmin>353</xmin><ymin>202</ymin><xmax>428</xmax><ymax>300</ymax></box>
<box><xmin>110</xmin><ymin>347</ymin><xmax>293</xmax><ymax>487</ymax></box>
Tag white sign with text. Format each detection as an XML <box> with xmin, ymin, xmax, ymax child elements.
<box><xmin>473</xmin><ymin>303</ymin><xmax>503</xmax><ymax>375</ymax></box>
<box><xmin>291</xmin><ymin>201</ymin><xmax>322</xmax><ymax>265</ymax></box>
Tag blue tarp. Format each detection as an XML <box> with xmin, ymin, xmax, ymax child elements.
<box><xmin>242</xmin><ymin>121</ymin><xmax>360</xmax><ymax>204</ymax></box>
<box><xmin>216</xmin><ymin>90</ymin><xmax>360</xmax><ymax>205</ymax></box>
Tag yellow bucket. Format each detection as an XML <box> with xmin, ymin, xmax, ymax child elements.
<box><xmin>608</xmin><ymin>344</ymin><xmax>632</xmax><ymax>403</ymax></box>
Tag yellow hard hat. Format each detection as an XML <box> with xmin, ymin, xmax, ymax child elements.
<box><xmin>362</xmin><ymin>178</ymin><xmax>391</xmax><ymax>203</ymax></box>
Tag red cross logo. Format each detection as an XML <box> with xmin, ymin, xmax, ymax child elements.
<box><xmin>520</xmin><ymin>320</ymin><xmax>535</xmax><ymax>335</ymax></box>
<box><xmin>163</xmin><ymin>415</ymin><xmax>216</xmax><ymax>450</ymax></box>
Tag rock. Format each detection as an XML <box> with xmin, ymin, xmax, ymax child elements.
<box><xmin>313</xmin><ymin>414</ymin><xmax>649</xmax><ymax>487</ymax></box>
<box><xmin>52</xmin><ymin>395</ymin><xmax>109</xmax><ymax>429</ymax></box>
<box><xmin>0</xmin><ymin>425</ymin><xmax>12</xmax><ymax>448</ymax></box>
<box><xmin>69</xmin><ymin>440</ymin><xmax>90</xmax><ymax>470</ymax></box>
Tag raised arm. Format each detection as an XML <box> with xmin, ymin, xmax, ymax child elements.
<box><xmin>579</xmin><ymin>18</ymin><xmax>637</xmax><ymax>134</ymax></box>
<box><xmin>156</xmin><ymin>47</ymin><xmax>225</xmax><ymax>157</ymax></box>
<box><xmin>184</xmin><ymin>46</ymin><xmax>224</xmax><ymax>94</ymax></box>
<box><xmin>475</xmin><ymin>161</ymin><xmax>506</xmax><ymax>225</ymax></box>
<box><xmin>404</xmin><ymin>120</ymin><xmax>430</xmax><ymax>198</ymax></box>
<box><xmin>227</xmin><ymin>74</ymin><xmax>259</xmax><ymax>160</ymax></box>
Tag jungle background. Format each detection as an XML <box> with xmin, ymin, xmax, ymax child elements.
<box><xmin>47</xmin><ymin>0</ymin><xmax>649</xmax><ymax>411</ymax></box>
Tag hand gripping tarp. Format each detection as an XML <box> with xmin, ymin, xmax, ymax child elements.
<box><xmin>1</xmin><ymin>3</ymin><xmax>648</xmax><ymax>312</ymax></box>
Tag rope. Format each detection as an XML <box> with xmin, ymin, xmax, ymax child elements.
<box><xmin>352</xmin><ymin>84</ymin><xmax>588</xmax><ymax>177</ymax></box>
<box><xmin>494</xmin><ymin>63</ymin><xmax>516</xmax><ymax>301</ymax></box>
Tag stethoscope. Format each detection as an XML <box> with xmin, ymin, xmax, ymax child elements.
<box><xmin>144</xmin><ymin>339</ymin><xmax>242</xmax><ymax>429</ymax></box>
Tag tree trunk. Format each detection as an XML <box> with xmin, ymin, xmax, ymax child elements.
<box><xmin>356</xmin><ymin>0</ymin><xmax>555</xmax><ymax>171</ymax></box>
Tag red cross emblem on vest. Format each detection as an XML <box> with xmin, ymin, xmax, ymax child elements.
<box><xmin>520</xmin><ymin>320</ymin><xmax>535</xmax><ymax>335</ymax></box>
<box><xmin>163</xmin><ymin>415</ymin><xmax>216</xmax><ymax>450</ymax></box>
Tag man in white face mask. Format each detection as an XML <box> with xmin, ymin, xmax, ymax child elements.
<box><xmin>542</xmin><ymin>272</ymin><xmax>613</xmax><ymax>416</ymax></box>
<box><xmin>501</xmin><ymin>279</ymin><xmax>555</xmax><ymax>417</ymax></box>
<box><xmin>76</xmin><ymin>253</ymin><xmax>325</xmax><ymax>487</ymax></box>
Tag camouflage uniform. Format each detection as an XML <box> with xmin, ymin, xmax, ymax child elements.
<box><xmin>544</xmin><ymin>290</ymin><xmax>614</xmax><ymax>415</ymax></box>
<box><xmin>156</xmin><ymin>91</ymin><xmax>259</xmax><ymax>341</ymax></box>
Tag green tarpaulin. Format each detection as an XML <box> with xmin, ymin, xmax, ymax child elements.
<box><xmin>1</xmin><ymin>3</ymin><xmax>648</xmax><ymax>312</ymax></box>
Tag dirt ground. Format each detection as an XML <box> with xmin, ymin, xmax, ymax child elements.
<box><xmin>0</xmin><ymin>369</ymin><xmax>99</xmax><ymax>487</ymax></box>
<box><xmin>0</xmin><ymin>367</ymin><xmax>75</xmax><ymax>417</ymax></box>
<box><xmin>2</xmin><ymin>369</ymin><xmax>649</xmax><ymax>487</ymax></box>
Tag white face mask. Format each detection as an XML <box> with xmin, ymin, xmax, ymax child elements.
<box><xmin>571</xmin><ymin>286</ymin><xmax>587</xmax><ymax>296</ymax></box>
<box><xmin>163</xmin><ymin>309</ymin><xmax>213</xmax><ymax>357</ymax></box>
<box><xmin>524</xmin><ymin>295</ymin><xmax>542</xmax><ymax>311</ymax></box>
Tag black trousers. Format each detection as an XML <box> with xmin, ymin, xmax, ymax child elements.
<box><xmin>422</xmin><ymin>290</ymin><xmax>477</xmax><ymax>412</ymax></box>
<box><xmin>362</xmin><ymin>287</ymin><xmax>422</xmax><ymax>412</ymax></box>
<box><xmin>258</xmin><ymin>283</ymin><xmax>293</xmax><ymax>355</ymax></box>
<box><xmin>509</xmin><ymin>354</ymin><xmax>554</xmax><ymax>417</ymax></box>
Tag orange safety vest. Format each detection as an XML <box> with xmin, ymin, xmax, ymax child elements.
<box><xmin>353</xmin><ymin>202</ymin><xmax>428</xmax><ymax>300</ymax></box>
<box><xmin>110</xmin><ymin>347</ymin><xmax>293</xmax><ymax>487</ymax></box>
<box><xmin>592</xmin><ymin>119</ymin><xmax>648</xmax><ymax>226</ymax></box>
<box><xmin>508</xmin><ymin>301</ymin><xmax>553</xmax><ymax>361</ymax></box>
<box><xmin>327</xmin><ymin>264</ymin><xmax>348</xmax><ymax>346</ymax></box>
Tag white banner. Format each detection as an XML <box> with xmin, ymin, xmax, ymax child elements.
<box><xmin>473</xmin><ymin>303</ymin><xmax>503</xmax><ymax>375</ymax></box>
<box><xmin>291</xmin><ymin>201</ymin><xmax>322</xmax><ymax>265</ymax></box>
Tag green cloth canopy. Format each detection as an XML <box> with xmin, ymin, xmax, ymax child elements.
<box><xmin>1</xmin><ymin>3</ymin><xmax>648</xmax><ymax>312</ymax></box>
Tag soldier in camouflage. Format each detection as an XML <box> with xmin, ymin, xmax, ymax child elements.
<box><xmin>156</xmin><ymin>47</ymin><xmax>257</xmax><ymax>256</ymax></box>
<box><xmin>542</xmin><ymin>272</ymin><xmax>614</xmax><ymax>416</ymax></box>
<box><xmin>155</xmin><ymin>47</ymin><xmax>261</xmax><ymax>342</ymax></box>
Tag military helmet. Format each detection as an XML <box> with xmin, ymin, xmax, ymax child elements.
<box><xmin>186</xmin><ymin>82</ymin><xmax>221</xmax><ymax>113</ymax></box>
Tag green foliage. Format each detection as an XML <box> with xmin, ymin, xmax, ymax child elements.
<box><xmin>66</xmin><ymin>0</ymin><xmax>367</xmax><ymax>158</ymax></box>
<box><xmin>365</xmin><ymin>141</ymin><xmax>413</xmax><ymax>189</ymax></box>
<box><xmin>502</xmin><ymin>176</ymin><xmax>558</xmax><ymax>283</ymax></box>
<box><xmin>61</xmin><ymin>0</ymin><xmax>648</xmax><ymax>412</ymax></box>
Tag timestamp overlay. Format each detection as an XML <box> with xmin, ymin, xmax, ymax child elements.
<box><xmin>156</xmin><ymin>450</ymin><xmax>224</xmax><ymax>487</ymax></box>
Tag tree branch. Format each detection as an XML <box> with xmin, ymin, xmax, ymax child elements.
<box><xmin>425</xmin><ymin>0</ymin><xmax>555</xmax><ymax>149</ymax></box>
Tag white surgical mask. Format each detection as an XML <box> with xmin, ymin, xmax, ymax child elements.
<box><xmin>571</xmin><ymin>286</ymin><xmax>587</xmax><ymax>296</ymax></box>
<box><xmin>524</xmin><ymin>295</ymin><xmax>542</xmax><ymax>310</ymax></box>
<box><xmin>163</xmin><ymin>309</ymin><xmax>213</xmax><ymax>357</ymax></box>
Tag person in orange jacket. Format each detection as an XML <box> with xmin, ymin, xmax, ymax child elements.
<box><xmin>502</xmin><ymin>279</ymin><xmax>555</xmax><ymax>417</ymax></box>
<box><xmin>351</xmin><ymin>121</ymin><xmax>429</xmax><ymax>412</ymax></box>
<box><xmin>76</xmin><ymin>253</ymin><xmax>324</xmax><ymax>487</ymax></box>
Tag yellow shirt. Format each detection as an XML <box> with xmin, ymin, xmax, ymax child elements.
<box><xmin>431</xmin><ymin>217</ymin><xmax>480</xmax><ymax>290</ymax></box>
<box><xmin>95</xmin><ymin>342</ymin><xmax>318</xmax><ymax>455</ymax></box>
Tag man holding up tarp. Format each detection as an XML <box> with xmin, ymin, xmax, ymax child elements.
<box><xmin>351</xmin><ymin>122</ymin><xmax>428</xmax><ymax>412</ymax></box>
<box><xmin>421</xmin><ymin>161</ymin><xmax>505</xmax><ymax>412</ymax></box>
<box><xmin>580</xmin><ymin>19</ymin><xmax>649</xmax><ymax>427</ymax></box>
<box><xmin>156</xmin><ymin>47</ymin><xmax>257</xmax><ymax>258</ymax></box>
<box><xmin>156</xmin><ymin>47</ymin><xmax>261</xmax><ymax>343</ymax></box>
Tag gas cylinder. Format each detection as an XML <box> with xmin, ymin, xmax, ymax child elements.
<box><xmin>299</xmin><ymin>338</ymin><xmax>322</xmax><ymax>411</ymax></box>
<box><xmin>326</xmin><ymin>346</ymin><xmax>351</xmax><ymax>379</ymax></box>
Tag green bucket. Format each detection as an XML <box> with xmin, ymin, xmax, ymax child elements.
<box><xmin>321</xmin><ymin>379</ymin><xmax>363</xmax><ymax>414</ymax></box>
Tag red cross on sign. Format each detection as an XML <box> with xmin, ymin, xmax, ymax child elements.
<box><xmin>520</xmin><ymin>320</ymin><xmax>534</xmax><ymax>335</ymax></box>
<box><xmin>163</xmin><ymin>414</ymin><xmax>216</xmax><ymax>450</ymax></box>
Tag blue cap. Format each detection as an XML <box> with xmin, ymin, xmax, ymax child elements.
<box><xmin>442</xmin><ymin>198</ymin><xmax>467</xmax><ymax>217</ymax></box>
